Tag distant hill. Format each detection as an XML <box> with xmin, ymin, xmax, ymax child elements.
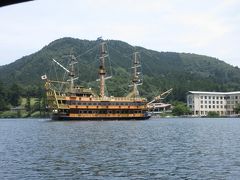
<box><xmin>1</xmin><ymin>37</ymin><xmax>240</xmax><ymax>101</ymax></box>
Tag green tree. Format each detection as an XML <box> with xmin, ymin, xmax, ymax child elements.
<box><xmin>25</xmin><ymin>96</ymin><xmax>31</xmax><ymax>117</ymax></box>
<box><xmin>8</xmin><ymin>83</ymin><xmax>22</xmax><ymax>107</ymax></box>
<box><xmin>172</xmin><ymin>101</ymin><xmax>191</xmax><ymax>116</ymax></box>
<box><xmin>207</xmin><ymin>111</ymin><xmax>219</xmax><ymax>117</ymax></box>
<box><xmin>233</xmin><ymin>104</ymin><xmax>240</xmax><ymax>114</ymax></box>
<box><xmin>0</xmin><ymin>81</ymin><xmax>9</xmax><ymax>111</ymax></box>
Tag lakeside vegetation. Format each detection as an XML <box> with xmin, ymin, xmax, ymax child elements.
<box><xmin>1</xmin><ymin>37</ymin><xmax>240</xmax><ymax>118</ymax></box>
<box><xmin>0</xmin><ymin>82</ymin><xmax>48</xmax><ymax>118</ymax></box>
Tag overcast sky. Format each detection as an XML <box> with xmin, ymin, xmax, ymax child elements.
<box><xmin>0</xmin><ymin>0</ymin><xmax>240</xmax><ymax>66</ymax></box>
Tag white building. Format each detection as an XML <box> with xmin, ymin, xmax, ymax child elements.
<box><xmin>187</xmin><ymin>91</ymin><xmax>240</xmax><ymax>116</ymax></box>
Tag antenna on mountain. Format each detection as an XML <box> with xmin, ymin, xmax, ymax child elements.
<box><xmin>97</xmin><ymin>36</ymin><xmax>103</xmax><ymax>41</ymax></box>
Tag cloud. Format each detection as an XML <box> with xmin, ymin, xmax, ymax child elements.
<box><xmin>0</xmin><ymin>0</ymin><xmax>240</xmax><ymax>66</ymax></box>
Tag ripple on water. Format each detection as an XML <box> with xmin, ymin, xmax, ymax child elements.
<box><xmin>1</xmin><ymin>118</ymin><xmax>240</xmax><ymax>179</ymax></box>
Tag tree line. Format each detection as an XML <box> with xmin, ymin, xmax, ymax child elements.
<box><xmin>0</xmin><ymin>81</ymin><xmax>47</xmax><ymax>117</ymax></box>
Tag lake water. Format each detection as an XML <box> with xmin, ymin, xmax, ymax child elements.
<box><xmin>1</xmin><ymin>118</ymin><xmax>240</xmax><ymax>179</ymax></box>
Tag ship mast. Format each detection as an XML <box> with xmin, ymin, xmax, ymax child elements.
<box><xmin>128</xmin><ymin>52</ymin><xmax>142</xmax><ymax>98</ymax></box>
<box><xmin>52</xmin><ymin>54</ymin><xmax>78</xmax><ymax>94</ymax></box>
<box><xmin>99</xmin><ymin>41</ymin><xmax>108</xmax><ymax>97</ymax></box>
<box><xmin>69</xmin><ymin>55</ymin><xmax>77</xmax><ymax>93</ymax></box>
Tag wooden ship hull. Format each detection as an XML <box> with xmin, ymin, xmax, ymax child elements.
<box><xmin>46</xmin><ymin>88</ymin><xmax>150</xmax><ymax>120</ymax></box>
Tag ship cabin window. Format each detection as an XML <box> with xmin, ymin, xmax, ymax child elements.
<box><xmin>101</xmin><ymin>102</ymin><xmax>109</xmax><ymax>106</ymax></box>
<box><xmin>68</xmin><ymin>101</ymin><xmax>73</xmax><ymax>105</ymax></box>
<box><xmin>64</xmin><ymin>109</ymin><xmax>69</xmax><ymax>113</ymax></box>
<box><xmin>58</xmin><ymin>100</ymin><xmax>61</xmax><ymax>104</ymax></box>
<box><xmin>70</xmin><ymin>109</ymin><xmax>76</xmax><ymax>113</ymax></box>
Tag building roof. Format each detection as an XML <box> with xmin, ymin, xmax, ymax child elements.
<box><xmin>152</xmin><ymin>103</ymin><xmax>171</xmax><ymax>108</ymax></box>
<box><xmin>188</xmin><ymin>91</ymin><xmax>240</xmax><ymax>95</ymax></box>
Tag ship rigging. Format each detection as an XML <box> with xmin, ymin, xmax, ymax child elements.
<box><xmin>43</xmin><ymin>38</ymin><xmax>151</xmax><ymax>120</ymax></box>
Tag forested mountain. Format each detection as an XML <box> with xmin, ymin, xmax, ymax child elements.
<box><xmin>1</xmin><ymin>37</ymin><xmax>240</xmax><ymax>102</ymax></box>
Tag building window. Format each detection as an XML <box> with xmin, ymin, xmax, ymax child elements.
<box><xmin>217</xmin><ymin>105</ymin><xmax>219</xmax><ymax>108</ymax></box>
<box><xmin>220</xmin><ymin>96</ymin><xmax>223</xmax><ymax>100</ymax></box>
<box><xmin>205</xmin><ymin>105</ymin><xmax>207</xmax><ymax>108</ymax></box>
<box><xmin>216</xmin><ymin>96</ymin><xmax>219</xmax><ymax>99</ymax></box>
<box><xmin>201</xmin><ymin>100</ymin><xmax>203</xmax><ymax>104</ymax></box>
<box><xmin>205</xmin><ymin>101</ymin><xmax>207</xmax><ymax>104</ymax></box>
<box><xmin>213</xmin><ymin>105</ymin><xmax>215</xmax><ymax>108</ymax></box>
<box><xmin>205</xmin><ymin>96</ymin><xmax>207</xmax><ymax>99</ymax></box>
<box><xmin>201</xmin><ymin>96</ymin><xmax>203</xmax><ymax>99</ymax></box>
<box><xmin>213</xmin><ymin>101</ymin><xmax>215</xmax><ymax>104</ymax></box>
<box><xmin>209</xmin><ymin>105</ymin><xmax>211</xmax><ymax>108</ymax></box>
<box><xmin>209</xmin><ymin>96</ymin><xmax>211</xmax><ymax>99</ymax></box>
<box><xmin>213</xmin><ymin>96</ymin><xmax>215</xmax><ymax>99</ymax></box>
<box><xmin>216</xmin><ymin>101</ymin><xmax>219</xmax><ymax>104</ymax></box>
<box><xmin>236</xmin><ymin>96</ymin><xmax>238</xmax><ymax>99</ymax></box>
<box><xmin>220</xmin><ymin>101</ymin><xmax>223</xmax><ymax>104</ymax></box>
<box><xmin>209</xmin><ymin>101</ymin><xmax>211</xmax><ymax>104</ymax></box>
<box><xmin>201</xmin><ymin>105</ymin><xmax>203</xmax><ymax>108</ymax></box>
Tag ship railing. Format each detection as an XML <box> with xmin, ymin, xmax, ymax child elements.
<box><xmin>94</xmin><ymin>97</ymin><xmax>146</xmax><ymax>101</ymax></box>
<box><xmin>53</xmin><ymin>90</ymin><xmax>60</xmax><ymax>108</ymax></box>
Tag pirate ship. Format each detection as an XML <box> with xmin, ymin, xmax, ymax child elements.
<box><xmin>43</xmin><ymin>39</ymin><xmax>151</xmax><ymax>120</ymax></box>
